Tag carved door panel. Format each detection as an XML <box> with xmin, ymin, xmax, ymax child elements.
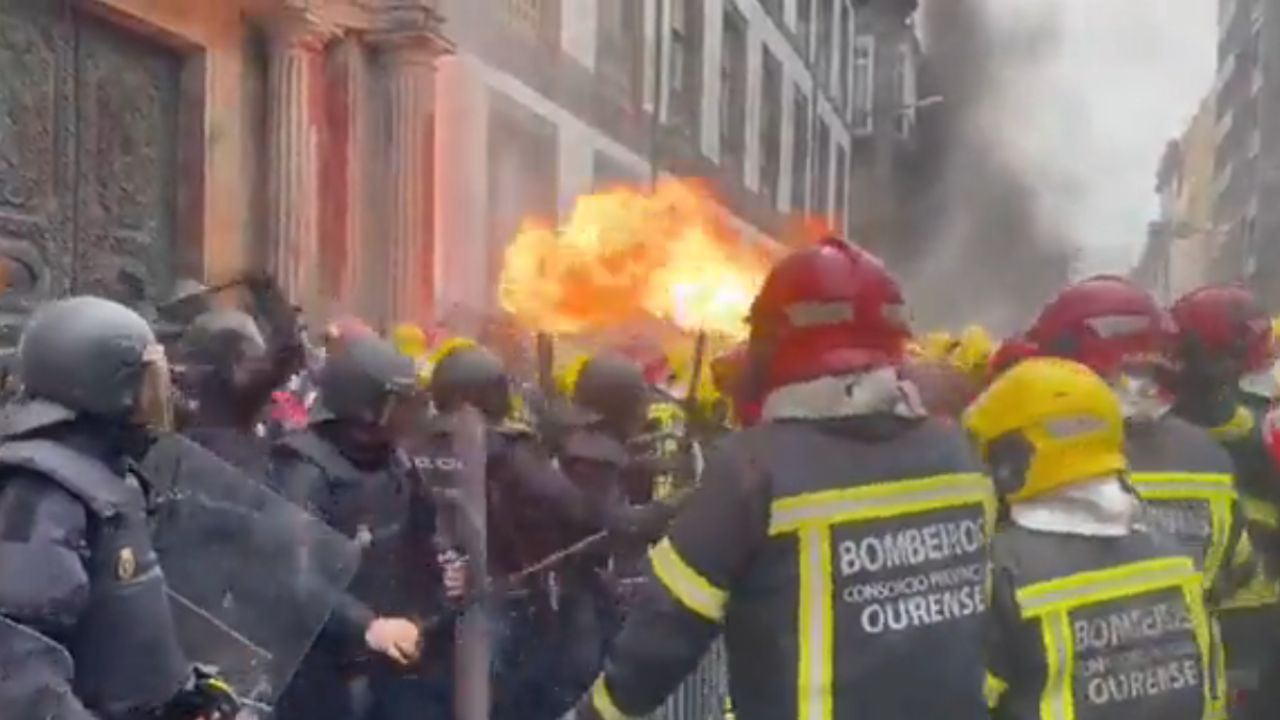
<box><xmin>0</xmin><ymin>0</ymin><xmax>179</xmax><ymax>340</ymax></box>
<box><xmin>72</xmin><ymin>11</ymin><xmax>179</xmax><ymax>302</ymax></box>
<box><xmin>0</xmin><ymin>0</ymin><xmax>76</xmax><ymax>338</ymax></box>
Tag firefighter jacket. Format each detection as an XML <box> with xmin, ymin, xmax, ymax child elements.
<box><xmin>1124</xmin><ymin>414</ymin><xmax>1244</xmax><ymax>719</ymax></box>
<box><xmin>576</xmin><ymin>413</ymin><xmax>996</xmax><ymax>720</ymax></box>
<box><xmin>1200</xmin><ymin>399</ymin><xmax>1280</xmax><ymax>715</ymax></box>
<box><xmin>1126</xmin><ymin>415</ymin><xmax>1244</xmax><ymax>595</ymax></box>
<box><xmin>985</xmin><ymin>522</ymin><xmax>1213</xmax><ymax>720</ymax></box>
<box><xmin>1205</xmin><ymin>401</ymin><xmax>1280</xmax><ymax>607</ymax></box>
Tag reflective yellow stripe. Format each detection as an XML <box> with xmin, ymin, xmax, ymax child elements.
<box><xmin>1016</xmin><ymin>557</ymin><xmax>1198</xmax><ymax>617</ymax></box>
<box><xmin>649</xmin><ymin>538</ymin><xmax>728</xmax><ymax>622</ymax></box>
<box><xmin>589</xmin><ymin>676</ymin><xmax>634</xmax><ymax>720</ymax></box>
<box><xmin>1129</xmin><ymin>471</ymin><xmax>1234</xmax><ymax>496</ymax></box>
<box><xmin>1208</xmin><ymin>406</ymin><xmax>1255</xmax><ymax>442</ymax></box>
<box><xmin>796</xmin><ymin>526</ymin><xmax>833</xmax><ymax>720</ymax></box>
<box><xmin>1129</xmin><ymin>472</ymin><xmax>1236</xmax><ymax>582</ymax></box>
<box><xmin>769</xmin><ymin>473</ymin><xmax>995</xmax><ymax>535</ymax></box>
<box><xmin>1243</xmin><ymin>495</ymin><xmax>1279</xmax><ymax>528</ymax></box>
<box><xmin>1182</xmin><ymin>582</ymin><xmax>1215</xmax><ymax>715</ymax></box>
<box><xmin>984</xmin><ymin>672</ymin><xmax>1009</xmax><ymax>709</ymax></box>
<box><xmin>776</xmin><ymin>473</ymin><xmax>994</xmax><ymax>720</ymax></box>
<box><xmin>1040</xmin><ymin>611</ymin><xmax>1073</xmax><ymax>720</ymax></box>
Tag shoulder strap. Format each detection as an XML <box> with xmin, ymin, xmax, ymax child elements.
<box><xmin>0</xmin><ymin>439</ymin><xmax>130</xmax><ymax>517</ymax></box>
<box><xmin>278</xmin><ymin>430</ymin><xmax>367</xmax><ymax>483</ymax></box>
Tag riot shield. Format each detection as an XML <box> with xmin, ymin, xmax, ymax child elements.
<box><xmin>141</xmin><ymin>432</ymin><xmax>361</xmax><ymax>711</ymax></box>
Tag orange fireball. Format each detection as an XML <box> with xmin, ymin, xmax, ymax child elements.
<box><xmin>498</xmin><ymin>179</ymin><xmax>780</xmax><ymax>340</ymax></box>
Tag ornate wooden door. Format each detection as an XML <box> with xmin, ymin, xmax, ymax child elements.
<box><xmin>0</xmin><ymin>0</ymin><xmax>179</xmax><ymax>340</ymax></box>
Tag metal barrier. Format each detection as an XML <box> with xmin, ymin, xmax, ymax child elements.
<box><xmin>646</xmin><ymin>639</ymin><xmax>731</xmax><ymax>720</ymax></box>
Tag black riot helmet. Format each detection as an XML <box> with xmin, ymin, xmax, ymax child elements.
<box><xmin>18</xmin><ymin>295</ymin><xmax>172</xmax><ymax>430</ymax></box>
<box><xmin>572</xmin><ymin>352</ymin><xmax>652</xmax><ymax>438</ymax></box>
<box><xmin>313</xmin><ymin>333</ymin><xmax>418</xmax><ymax>427</ymax></box>
<box><xmin>177</xmin><ymin>309</ymin><xmax>267</xmax><ymax>377</ymax></box>
<box><xmin>430</xmin><ymin>342</ymin><xmax>511</xmax><ymax>423</ymax></box>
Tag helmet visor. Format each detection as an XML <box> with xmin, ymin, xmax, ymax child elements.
<box><xmin>133</xmin><ymin>343</ymin><xmax>174</xmax><ymax>432</ymax></box>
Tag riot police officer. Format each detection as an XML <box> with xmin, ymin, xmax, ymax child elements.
<box><xmin>424</xmin><ymin>339</ymin><xmax>589</xmax><ymax>719</ymax></box>
<box><xmin>271</xmin><ymin>333</ymin><xmax>432</xmax><ymax>720</ymax></box>
<box><xmin>0</xmin><ymin>296</ymin><xmax>234</xmax><ymax>720</ymax></box>
<box><xmin>571</xmin><ymin>239</ymin><xmax>995</xmax><ymax>720</ymax></box>
<box><xmin>973</xmin><ymin>357</ymin><xmax>1214</xmax><ymax>720</ymax></box>
<box><xmin>176</xmin><ymin>275</ymin><xmax>303</xmax><ymax>481</ymax></box>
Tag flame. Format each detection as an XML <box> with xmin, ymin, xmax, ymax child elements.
<box><xmin>499</xmin><ymin>179</ymin><xmax>778</xmax><ymax>340</ymax></box>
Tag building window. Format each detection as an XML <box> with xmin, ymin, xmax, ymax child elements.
<box><xmin>838</xmin><ymin>1</ymin><xmax>853</xmax><ymax>107</ymax></box>
<box><xmin>852</xmin><ymin>35</ymin><xmax>875</xmax><ymax>136</ymax></box>
<box><xmin>720</xmin><ymin>4</ymin><xmax>748</xmax><ymax>174</ymax></box>
<box><xmin>817</xmin><ymin>0</ymin><xmax>834</xmax><ymax>91</ymax></box>
<box><xmin>893</xmin><ymin>42</ymin><xmax>917</xmax><ymax>138</ymax></box>
<box><xmin>761</xmin><ymin>47</ymin><xmax>783</xmax><ymax>207</ymax></box>
<box><xmin>796</xmin><ymin>0</ymin><xmax>812</xmax><ymax>57</ymax></box>
<box><xmin>667</xmin><ymin>0</ymin><xmax>703</xmax><ymax>129</ymax></box>
<box><xmin>834</xmin><ymin>143</ymin><xmax>848</xmax><ymax>229</ymax></box>
<box><xmin>670</xmin><ymin>0</ymin><xmax>688</xmax><ymax>94</ymax></box>
<box><xmin>598</xmin><ymin>0</ymin><xmax>643</xmax><ymax>105</ymax></box>
<box><xmin>504</xmin><ymin>0</ymin><xmax>560</xmax><ymax>46</ymax></box>
<box><xmin>815</xmin><ymin>119</ymin><xmax>831</xmax><ymax>216</ymax></box>
<box><xmin>792</xmin><ymin>90</ymin><xmax>810</xmax><ymax>212</ymax></box>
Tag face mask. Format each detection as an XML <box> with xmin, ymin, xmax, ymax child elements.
<box><xmin>1114</xmin><ymin>372</ymin><xmax>1171</xmax><ymax>423</ymax></box>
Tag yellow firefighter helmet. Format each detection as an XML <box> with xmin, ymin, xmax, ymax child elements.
<box><xmin>391</xmin><ymin>322</ymin><xmax>428</xmax><ymax>359</ymax></box>
<box><xmin>951</xmin><ymin>325</ymin><xmax>995</xmax><ymax>376</ymax></box>
<box><xmin>963</xmin><ymin>357</ymin><xmax>1126</xmax><ymax>503</ymax></box>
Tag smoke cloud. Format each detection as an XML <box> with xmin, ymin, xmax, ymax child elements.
<box><xmin>906</xmin><ymin>0</ymin><xmax>1214</xmax><ymax>333</ymax></box>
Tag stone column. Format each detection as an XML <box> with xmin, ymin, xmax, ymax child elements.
<box><xmin>371</xmin><ymin>31</ymin><xmax>437</xmax><ymax>324</ymax></box>
<box><xmin>337</xmin><ymin>36</ymin><xmax>368</xmax><ymax>310</ymax></box>
<box><xmin>265</xmin><ymin>7</ymin><xmax>331</xmax><ymax>306</ymax></box>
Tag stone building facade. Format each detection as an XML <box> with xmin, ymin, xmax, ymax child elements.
<box><xmin>0</xmin><ymin>0</ymin><xmax>449</xmax><ymax>337</ymax></box>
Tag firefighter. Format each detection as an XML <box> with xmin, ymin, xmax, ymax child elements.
<box><xmin>972</xmin><ymin>357</ymin><xmax>1214</xmax><ymax>720</ymax></box>
<box><xmin>1168</xmin><ymin>284</ymin><xmax>1280</xmax><ymax>717</ymax></box>
<box><xmin>570</xmin><ymin>238</ymin><xmax>996</xmax><ymax>720</ymax></box>
<box><xmin>1020</xmin><ymin>275</ymin><xmax>1244</xmax><ymax>718</ymax></box>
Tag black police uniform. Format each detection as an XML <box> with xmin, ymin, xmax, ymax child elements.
<box><xmin>270</xmin><ymin>334</ymin><xmax>436</xmax><ymax>720</ymax></box>
<box><xmin>178</xmin><ymin>279</ymin><xmax>304</xmax><ymax>483</ymax></box>
<box><xmin>577</xmin><ymin>414</ymin><xmax>995</xmax><ymax>720</ymax></box>
<box><xmin>0</xmin><ymin>297</ymin><xmax>191</xmax><ymax>720</ymax></box>
<box><xmin>423</xmin><ymin>343</ymin><xmax>598</xmax><ymax>720</ymax></box>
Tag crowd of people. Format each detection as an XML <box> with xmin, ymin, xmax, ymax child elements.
<box><xmin>3</xmin><ymin>237</ymin><xmax>1280</xmax><ymax>720</ymax></box>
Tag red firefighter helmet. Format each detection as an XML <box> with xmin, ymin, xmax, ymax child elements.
<box><xmin>988</xmin><ymin>334</ymin><xmax>1039</xmax><ymax>380</ymax></box>
<box><xmin>1026</xmin><ymin>275</ymin><xmax>1173</xmax><ymax>379</ymax></box>
<box><xmin>1170</xmin><ymin>284</ymin><xmax>1274</xmax><ymax>374</ymax></box>
<box><xmin>748</xmin><ymin>238</ymin><xmax>910</xmax><ymax>392</ymax></box>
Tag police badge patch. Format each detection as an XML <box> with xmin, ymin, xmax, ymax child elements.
<box><xmin>116</xmin><ymin>547</ymin><xmax>136</xmax><ymax>580</ymax></box>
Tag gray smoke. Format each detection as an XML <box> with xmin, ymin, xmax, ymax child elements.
<box><xmin>904</xmin><ymin>0</ymin><xmax>1078</xmax><ymax>334</ymax></box>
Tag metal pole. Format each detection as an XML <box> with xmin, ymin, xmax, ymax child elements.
<box><xmin>650</xmin><ymin>0</ymin><xmax>666</xmax><ymax>190</ymax></box>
